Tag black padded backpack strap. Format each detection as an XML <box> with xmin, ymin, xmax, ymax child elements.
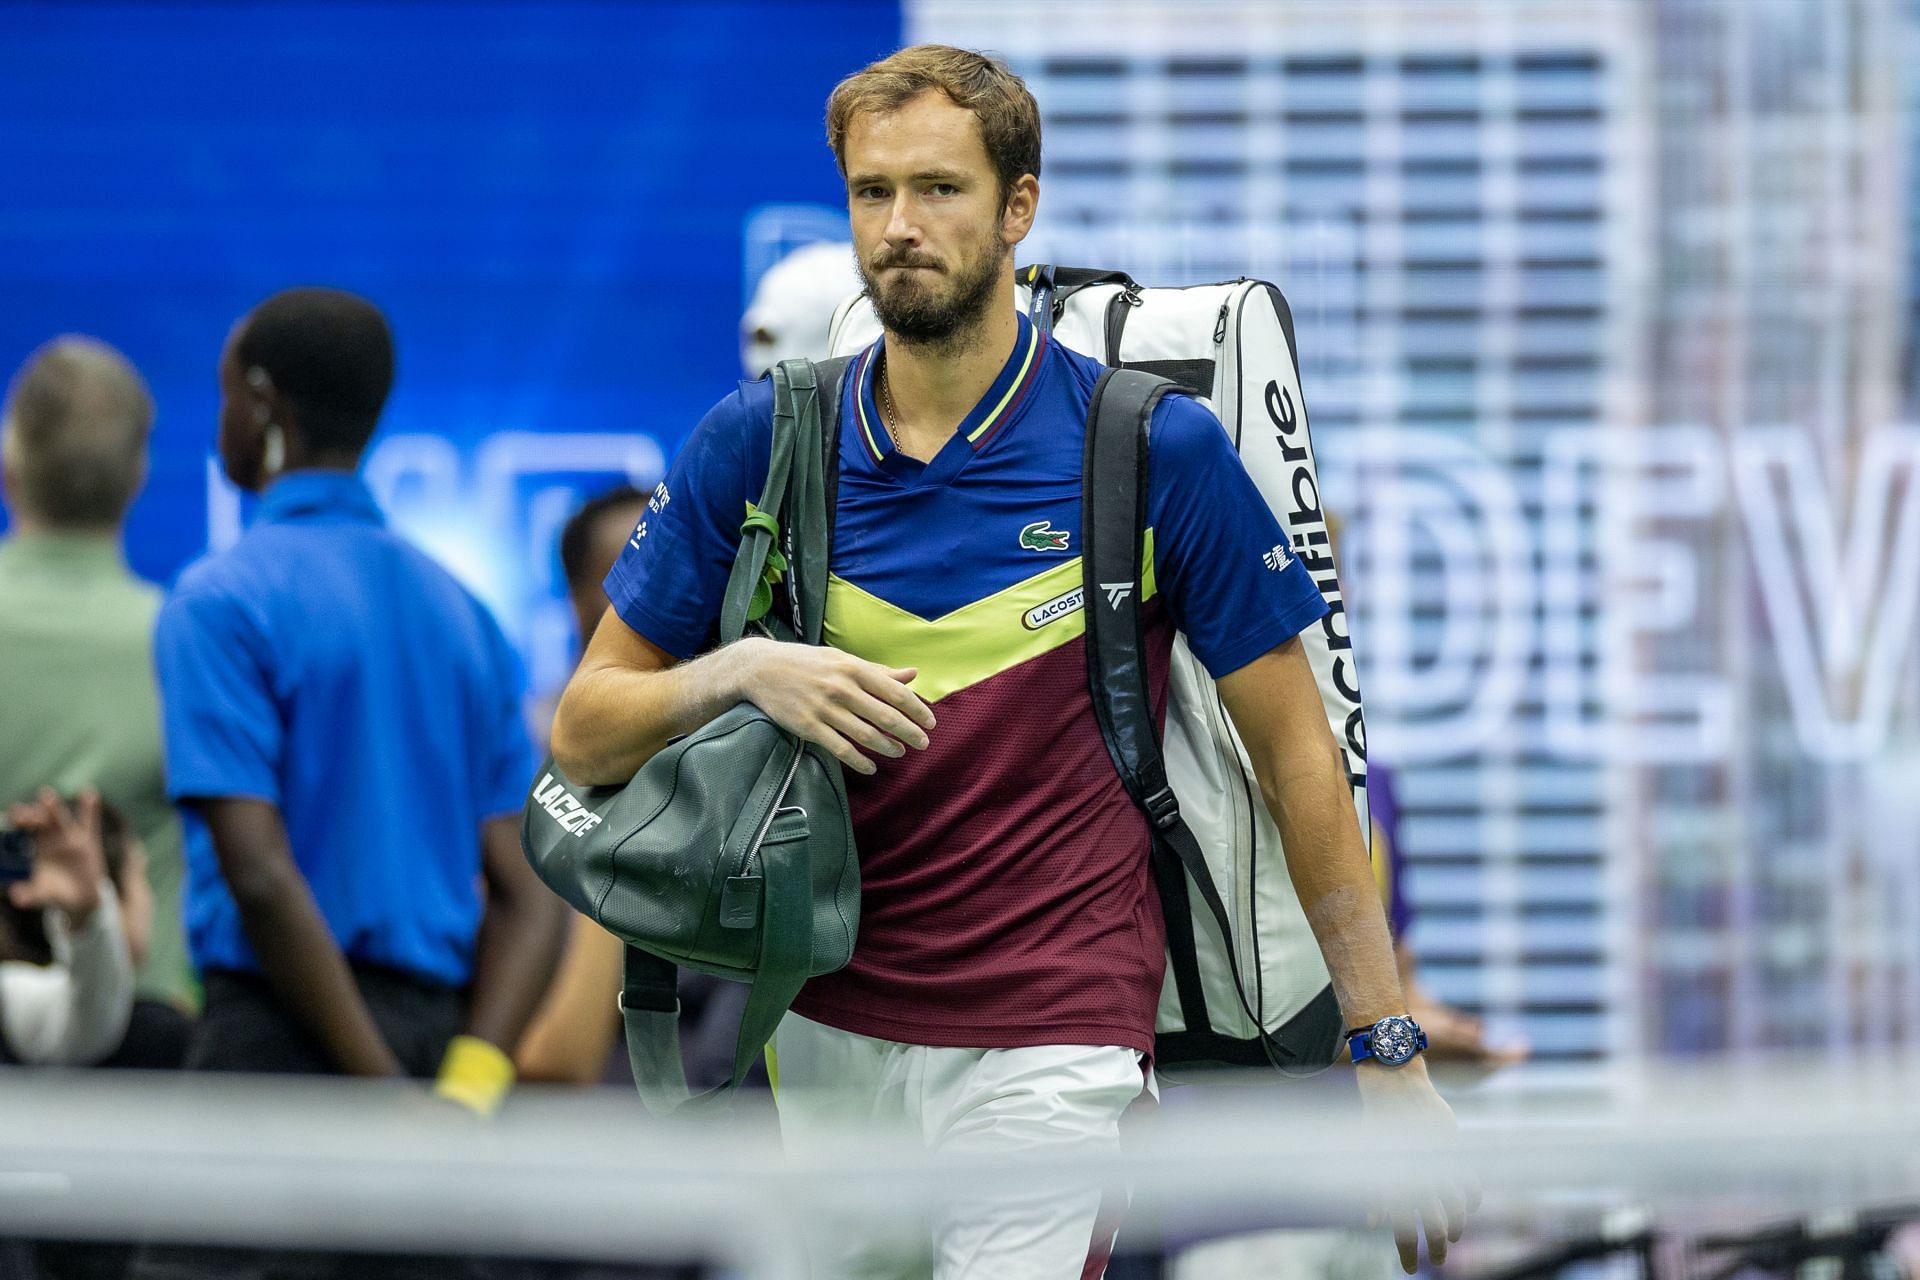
<box><xmin>1081</xmin><ymin>368</ymin><xmax>1300</xmax><ymax>1071</ymax></box>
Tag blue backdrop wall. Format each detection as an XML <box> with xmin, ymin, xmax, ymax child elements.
<box><xmin>0</xmin><ymin>0</ymin><xmax>892</xmax><ymax>689</ymax></box>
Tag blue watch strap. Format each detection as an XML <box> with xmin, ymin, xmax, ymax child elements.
<box><xmin>1349</xmin><ymin>1019</ymin><xmax>1429</xmax><ymax>1066</ymax></box>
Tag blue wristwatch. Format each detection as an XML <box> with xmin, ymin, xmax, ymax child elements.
<box><xmin>1347</xmin><ymin>1015</ymin><xmax>1428</xmax><ymax>1066</ymax></box>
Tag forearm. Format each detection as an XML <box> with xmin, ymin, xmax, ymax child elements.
<box><xmin>461</xmin><ymin>883</ymin><xmax>568</xmax><ymax>1053</ymax></box>
<box><xmin>551</xmin><ymin>640</ymin><xmax>750</xmax><ymax>785</ymax></box>
<box><xmin>0</xmin><ymin>892</ymin><xmax>135</xmax><ymax>1067</ymax></box>
<box><xmin>1259</xmin><ymin>737</ymin><xmax>1407</xmax><ymax>1029</ymax></box>
<box><xmin>55</xmin><ymin>886</ymin><xmax>135</xmax><ymax>1065</ymax></box>
<box><xmin>231</xmin><ymin>865</ymin><xmax>402</xmax><ymax>1077</ymax></box>
<box><xmin>515</xmin><ymin>914</ymin><xmax>624</xmax><ymax>1084</ymax></box>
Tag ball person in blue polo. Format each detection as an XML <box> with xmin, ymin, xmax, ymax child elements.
<box><xmin>142</xmin><ymin>289</ymin><xmax>566</xmax><ymax>1280</ymax></box>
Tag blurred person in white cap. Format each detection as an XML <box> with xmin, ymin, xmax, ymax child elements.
<box><xmin>739</xmin><ymin>239</ymin><xmax>859</xmax><ymax>378</ymax></box>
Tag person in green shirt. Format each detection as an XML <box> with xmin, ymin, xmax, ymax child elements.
<box><xmin>0</xmin><ymin>335</ymin><xmax>196</xmax><ymax>1042</ymax></box>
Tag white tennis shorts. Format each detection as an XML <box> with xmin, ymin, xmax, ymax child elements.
<box><xmin>769</xmin><ymin>1013</ymin><xmax>1155</xmax><ymax>1280</ymax></box>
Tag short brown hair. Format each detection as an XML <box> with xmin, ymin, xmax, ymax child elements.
<box><xmin>1</xmin><ymin>336</ymin><xmax>152</xmax><ymax>531</ymax></box>
<box><xmin>825</xmin><ymin>44</ymin><xmax>1042</xmax><ymax>197</ymax></box>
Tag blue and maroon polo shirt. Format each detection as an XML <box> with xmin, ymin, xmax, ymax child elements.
<box><xmin>606</xmin><ymin>310</ymin><xmax>1328</xmax><ymax>1053</ymax></box>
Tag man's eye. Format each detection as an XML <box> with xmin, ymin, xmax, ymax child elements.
<box><xmin>857</xmin><ymin>186</ymin><xmax>888</xmax><ymax>200</ymax></box>
<box><xmin>930</xmin><ymin>183</ymin><xmax>958</xmax><ymax>196</ymax></box>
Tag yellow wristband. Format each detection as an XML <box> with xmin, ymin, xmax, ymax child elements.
<box><xmin>434</xmin><ymin>1034</ymin><xmax>515</xmax><ymax>1116</ymax></box>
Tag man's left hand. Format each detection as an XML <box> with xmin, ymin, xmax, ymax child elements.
<box><xmin>1354</xmin><ymin>1058</ymin><xmax>1481</xmax><ymax>1273</ymax></box>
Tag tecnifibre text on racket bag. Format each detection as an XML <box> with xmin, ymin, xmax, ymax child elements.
<box><xmin>830</xmin><ymin>265</ymin><xmax>1368</xmax><ymax>1080</ymax></box>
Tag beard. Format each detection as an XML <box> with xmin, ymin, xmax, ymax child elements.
<box><xmin>858</xmin><ymin>225</ymin><xmax>1007</xmax><ymax>352</ymax></box>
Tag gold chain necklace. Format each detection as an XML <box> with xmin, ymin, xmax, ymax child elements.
<box><xmin>877</xmin><ymin>360</ymin><xmax>905</xmax><ymax>451</ymax></box>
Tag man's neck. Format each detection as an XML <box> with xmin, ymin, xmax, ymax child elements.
<box><xmin>6</xmin><ymin>514</ymin><xmax>116</xmax><ymax>543</ymax></box>
<box><xmin>880</xmin><ymin>277</ymin><xmax>1018</xmax><ymax>459</ymax></box>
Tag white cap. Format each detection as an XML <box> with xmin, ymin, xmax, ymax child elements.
<box><xmin>740</xmin><ymin>241</ymin><xmax>861</xmax><ymax>378</ymax></box>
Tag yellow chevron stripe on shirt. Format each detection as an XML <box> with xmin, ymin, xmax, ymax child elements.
<box><xmin>824</xmin><ymin>532</ymin><xmax>1158</xmax><ymax>704</ymax></box>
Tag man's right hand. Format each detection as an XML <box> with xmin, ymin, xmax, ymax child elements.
<box><xmin>554</xmin><ymin>608</ymin><xmax>938</xmax><ymax>787</ymax></box>
<box><xmin>730</xmin><ymin>637</ymin><xmax>935</xmax><ymax>776</ymax></box>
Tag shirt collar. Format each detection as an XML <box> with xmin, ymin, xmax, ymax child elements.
<box><xmin>255</xmin><ymin>469</ymin><xmax>386</xmax><ymax>526</ymax></box>
<box><xmin>853</xmin><ymin>310</ymin><xmax>1048</xmax><ymax>464</ymax></box>
<box><xmin>0</xmin><ymin>531</ymin><xmax>128</xmax><ymax>578</ymax></box>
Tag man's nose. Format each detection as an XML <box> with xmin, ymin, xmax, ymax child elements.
<box><xmin>883</xmin><ymin>194</ymin><xmax>920</xmax><ymax>245</ymax></box>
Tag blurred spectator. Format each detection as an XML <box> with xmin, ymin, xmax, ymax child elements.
<box><xmin>558</xmin><ymin>487</ymin><xmax>649</xmax><ymax>656</ymax></box>
<box><xmin>521</xmin><ymin>240</ymin><xmax>864</xmax><ymax>1094</ymax></box>
<box><xmin>1371</xmin><ymin>764</ymin><xmax>1528</xmax><ymax>1085</ymax></box>
<box><xmin>516</xmin><ymin>485</ymin><xmax>755</xmax><ymax>1096</ymax></box>
<box><xmin>0</xmin><ymin>337</ymin><xmax>197</xmax><ymax>1060</ymax></box>
<box><xmin>517</xmin><ymin>485</ymin><xmax>645</xmax><ymax>1087</ymax></box>
<box><xmin>0</xmin><ymin>790</ymin><xmax>136</xmax><ymax>1066</ymax></box>
<box><xmin>0</xmin><ymin>790</ymin><xmax>161</xmax><ymax>1280</ymax></box>
<box><xmin>135</xmin><ymin>288</ymin><xmax>566</xmax><ymax>1280</ymax></box>
<box><xmin>739</xmin><ymin>240</ymin><xmax>858</xmax><ymax>378</ymax></box>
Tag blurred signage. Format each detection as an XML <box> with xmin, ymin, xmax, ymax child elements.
<box><xmin>1335</xmin><ymin>426</ymin><xmax>1920</xmax><ymax>764</ymax></box>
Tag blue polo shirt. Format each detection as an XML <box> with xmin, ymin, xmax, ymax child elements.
<box><xmin>605</xmin><ymin>315</ymin><xmax>1330</xmax><ymax>1052</ymax></box>
<box><xmin>154</xmin><ymin>470</ymin><xmax>531</xmax><ymax>986</ymax></box>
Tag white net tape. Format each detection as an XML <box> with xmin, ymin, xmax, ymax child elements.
<box><xmin>2</xmin><ymin>1062</ymin><xmax>1917</xmax><ymax>1277</ymax></box>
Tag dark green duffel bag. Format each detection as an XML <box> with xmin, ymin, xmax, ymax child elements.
<box><xmin>522</xmin><ymin>357</ymin><xmax>857</xmax><ymax>1111</ymax></box>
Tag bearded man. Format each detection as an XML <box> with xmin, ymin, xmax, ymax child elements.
<box><xmin>551</xmin><ymin>44</ymin><xmax>1465</xmax><ymax>1280</ymax></box>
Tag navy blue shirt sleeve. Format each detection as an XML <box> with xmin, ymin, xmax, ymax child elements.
<box><xmin>603</xmin><ymin>379</ymin><xmax>773</xmax><ymax>659</ymax></box>
<box><xmin>153</xmin><ymin>580</ymin><xmax>284</xmax><ymax>804</ymax></box>
<box><xmin>1146</xmin><ymin>394</ymin><xmax>1331</xmax><ymax>678</ymax></box>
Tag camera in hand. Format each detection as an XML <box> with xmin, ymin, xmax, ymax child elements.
<box><xmin>0</xmin><ymin>828</ymin><xmax>33</xmax><ymax>885</ymax></box>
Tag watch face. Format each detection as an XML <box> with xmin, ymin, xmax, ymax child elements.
<box><xmin>1372</xmin><ymin>1016</ymin><xmax>1419</xmax><ymax>1065</ymax></box>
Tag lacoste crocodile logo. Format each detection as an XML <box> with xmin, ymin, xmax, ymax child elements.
<box><xmin>1019</xmin><ymin>520</ymin><xmax>1070</xmax><ymax>552</ymax></box>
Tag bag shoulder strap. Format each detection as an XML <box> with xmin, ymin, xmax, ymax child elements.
<box><xmin>1081</xmin><ymin>368</ymin><xmax>1301</xmax><ymax>1073</ymax></box>
<box><xmin>1024</xmin><ymin>264</ymin><xmax>1139</xmax><ymax>348</ymax></box>
<box><xmin>718</xmin><ymin>365</ymin><xmax>805</xmax><ymax>643</ymax></box>
<box><xmin>619</xmin><ymin>775</ymin><xmax>814</xmax><ymax>1114</ymax></box>
<box><xmin>800</xmin><ymin>355</ymin><xmax>851</xmax><ymax>639</ymax></box>
<box><xmin>621</xmin><ymin>356</ymin><xmax>850</xmax><ymax>1111</ymax></box>
<box><xmin>817</xmin><ymin>355</ymin><xmax>849</xmax><ymax>547</ymax></box>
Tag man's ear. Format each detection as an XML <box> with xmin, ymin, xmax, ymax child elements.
<box><xmin>245</xmin><ymin>367</ymin><xmax>292</xmax><ymax>434</ymax></box>
<box><xmin>1001</xmin><ymin>174</ymin><xmax>1040</xmax><ymax>247</ymax></box>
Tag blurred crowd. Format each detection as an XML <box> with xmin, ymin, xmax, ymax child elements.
<box><xmin>0</xmin><ymin>256</ymin><xmax>1517</xmax><ymax>1280</ymax></box>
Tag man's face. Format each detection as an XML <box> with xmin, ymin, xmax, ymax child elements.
<box><xmin>842</xmin><ymin>91</ymin><xmax>1035</xmax><ymax>345</ymax></box>
<box><xmin>215</xmin><ymin>322</ymin><xmax>267</xmax><ymax>492</ymax></box>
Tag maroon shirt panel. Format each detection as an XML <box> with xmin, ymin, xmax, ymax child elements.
<box><xmin>791</xmin><ymin>607</ymin><xmax>1175</xmax><ymax>1052</ymax></box>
